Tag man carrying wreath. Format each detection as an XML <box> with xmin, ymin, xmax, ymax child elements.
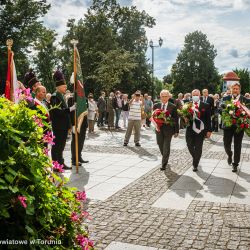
<box><xmin>222</xmin><ymin>82</ymin><xmax>250</xmax><ymax>172</ymax></box>
<box><xmin>184</xmin><ymin>89</ymin><xmax>212</xmax><ymax>172</ymax></box>
<box><xmin>152</xmin><ymin>90</ymin><xmax>179</xmax><ymax>171</ymax></box>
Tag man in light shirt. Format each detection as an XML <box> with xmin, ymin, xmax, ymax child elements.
<box><xmin>123</xmin><ymin>90</ymin><xmax>144</xmax><ymax>147</ymax></box>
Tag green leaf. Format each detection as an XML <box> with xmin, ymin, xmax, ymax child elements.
<box><xmin>8</xmin><ymin>186</ymin><xmax>19</xmax><ymax>193</ymax></box>
<box><xmin>25</xmin><ymin>225</ymin><xmax>34</xmax><ymax>234</ymax></box>
<box><xmin>0</xmin><ymin>208</ymin><xmax>10</xmax><ymax>218</ymax></box>
<box><xmin>4</xmin><ymin>174</ymin><xmax>14</xmax><ymax>184</ymax></box>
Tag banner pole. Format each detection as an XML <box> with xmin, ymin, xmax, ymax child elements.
<box><xmin>71</xmin><ymin>40</ymin><xmax>79</xmax><ymax>174</ymax></box>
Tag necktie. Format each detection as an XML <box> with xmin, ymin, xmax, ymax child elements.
<box><xmin>194</xmin><ymin>102</ymin><xmax>199</xmax><ymax>109</ymax></box>
<box><xmin>204</xmin><ymin>97</ymin><xmax>207</xmax><ymax>103</ymax></box>
<box><xmin>162</xmin><ymin>104</ymin><xmax>165</xmax><ymax>111</ymax></box>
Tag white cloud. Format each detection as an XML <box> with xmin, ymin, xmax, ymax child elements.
<box><xmin>43</xmin><ymin>0</ymin><xmax>250</xmax><ymax>79</ymax></box>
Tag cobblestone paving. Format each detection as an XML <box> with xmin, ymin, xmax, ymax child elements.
<box><xmin>71</xmin><ymin>129</ymin><xmax>250</xmax><ymax>250</ymax></box>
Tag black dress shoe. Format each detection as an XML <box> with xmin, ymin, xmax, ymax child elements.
<box><xmin>72</xmin><ymin>162</ymin><xmax>82</xmax><ymax>166</ymax></box>
<box><xmin>135</xmin><ymin>143</ymin><xmax>141</xmax><ymax>147</ymax></box>
<box><xmin>63</xmin><ymin>164</ymin><xmax>72</xmax><ymax>170</ymax></box>
<box><xmin>232</xmin><ymin>163</ymin><xmax>238</xmax><ymax>172</ymax></box>
<box><xmin>228</xmin><ymin>155</ymin><xmax>232</xmax><ymax>165</ymax></box>
<box><xmin>79</xmin><ymin>158</ymin><xmax>89</xmax><ymax>163</ymax></box>
<box><xmin>123</xmin><ymin>142</ymin><xmax>128</xmax><ymax>146</ymax></box>
<box><xmin>160</xmin><ymin>166</ymin><xmax>166</xmax><ymax>171</ymax></box>
<box><xmin>193</xmin><ymin>167</ymin><xmax>198</xmax><ymax>172</ymax></box>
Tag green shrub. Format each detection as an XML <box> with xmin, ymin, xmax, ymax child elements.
<box><xmin>0</xmin><ymin>97</ymin><xmax>94</xmax><ymax>249</ymax></box>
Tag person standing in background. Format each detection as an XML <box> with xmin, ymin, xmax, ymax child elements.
<box><xmin>121</xmin><ymin>94</ymin><xmax>129</xmax><ymax>128</ymax></box>
<box><xmin>97</xmin><ymin>91</ymin><xmax>106</xmax><ymax>127</ymax></box>
<box><xmin>113</xmin><ymin>90</ymin><xmax>122</xmax><ymax>129</ymax></box>
<box><xmin>87</xmin><ymin>93</ymin><xmax>98</xmax><ymax>133</ymax></box>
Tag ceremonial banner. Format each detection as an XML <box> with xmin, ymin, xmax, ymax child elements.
<box><xmin>5</xmin><ymin>50</ymin><xmax>12</xmax><ymax>100</ymax></box>
<box><xmin>74</xmin><ymin>47</ymin><xmax>88</xmax><ymax>133</ymax></box>
<box><xmin>5</xmin><ymin>40</ymin><xmax>18</xmax><ymax>103</ymax></box>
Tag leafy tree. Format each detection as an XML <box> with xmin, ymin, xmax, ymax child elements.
<box><xmin>59</xmin><ymin>0</ymin><xmax>155</xmax><ymax>97</ymax></box>
<box><xmin>233</xmin><ymin>68</ymin><xmax>250</xmax><ymax>94</ymax></box>
<box><xmin>94</xmin><ymin>49</ymin><xmax>137</xmax><ymax>93</ymax></box>
<box><xmin>163</xmin><ymin>74</ymin><xmax>173</xmax><ymax>84</ymax></box>
<box><xmin>171</xmin><ymin>31</ymin><xmax>219</xmax><ymax>95</ymax></box>
<box><xmin>0</xmin><ymin>0</ymin><xmax>50</xmax><ymax>93</ymax></box>
<box><xmin>33</xmin><ymin>28</ymin><xmax>58</xmax><ymax>93</ymax></box>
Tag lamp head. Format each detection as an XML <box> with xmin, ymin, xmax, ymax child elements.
<box><xmin>159</xmin><ymin>37</ymin><xmax>163</xmax><ymax>47</ymax></box>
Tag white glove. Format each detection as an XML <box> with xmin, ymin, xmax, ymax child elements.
<box><xmin>70</xmin><ymin>104</ymin><xmax>76</xmax><ymax>112</ymax></box>
<box><xmin>72</xmin><ymin>126</ymin><xmax>75</xmax><ymax>134</ymax></box>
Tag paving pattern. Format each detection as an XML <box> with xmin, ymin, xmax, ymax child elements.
<box><xmin>63</xmin><ymin>126</ymin><xmax>250</xmax><ymax>250</ymax></box>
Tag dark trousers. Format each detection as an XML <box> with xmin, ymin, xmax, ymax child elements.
<box><xmin>51</xmin><ymin>129</ymin><xmax>68</xmax><ymax>165</ymax></box>
<box><xmin>98</xmin><ymin>111</ymin><xmax>106</xmax><ymax>126</ymax></box>
<box><xmin>156</xmin><ymin>128</ymin><xmax>173</xmax><ymax>167</ymax></box>
<box><xmin>212</xmin><ymin>114</ymin><xmax>219</xmax><ymax>132</ymax></box>
<box><xmin>223</xmin><ymin>128</ymin><xmax>244</xmax><ymax>166</ymax></box>
<box><xmin>71</xmin><ymin>125</ymin><xmax>87</xmax><ymax>163</ymax></box>
<box><xmin>115</xmin><ymin>108</ymin><xmax>121</xmax><ymax>128</ymax></box>
<box><xmin>186</xmin><ymin>128</ymin><xmax>205</xmax><ymax>167</ymax></box>
<box><xmin>146</xmin><ymin>117</ymin><xmax>151</xmax><ymax>127</ymax></box>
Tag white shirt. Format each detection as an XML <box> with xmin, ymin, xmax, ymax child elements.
<box><xmin>161</xmin><ymin>102</ymin><xmax>168</xmax><ymax>111</ymax></box>
<box><xmin>203</xmin><ymin>96</ymin><xmax>208</xmax><ymax>103</ymax></box>
<box><xmin>232</xmin><ymin>94</ymin><xmax>240</xmax><ymax>101</ymax></box>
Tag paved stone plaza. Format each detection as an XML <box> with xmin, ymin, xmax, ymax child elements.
<box><xmin>63</xmin><ymin>126</ymin><xmax>250</xmax><ymax>250</ymax></box>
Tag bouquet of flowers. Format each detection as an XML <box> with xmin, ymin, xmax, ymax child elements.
<box><xmin>150</xmin><ymin>108</ymin><xmax>173</xmax><ymax>132</ymax></box>
<box><xmin>222</xmin><ymin>100</ymin><xmax>250</xmax><ymax>136</ymax></box>
<box><xmin>177</xmin><ymin>102</ymin><xmax>202</xmax><ymax>127</ymax></box>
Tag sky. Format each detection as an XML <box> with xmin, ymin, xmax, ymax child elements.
<box><xmin>43</xmin><ymin>0</ymin><xmax>250</xmax><ymax>80</ymax></box>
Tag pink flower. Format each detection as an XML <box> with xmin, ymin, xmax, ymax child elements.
<box><xmin>52</xmin><ymin>161</ymin><xmax>64</xmax><ymax>173</ymax></box>
<box><xmin>76</xmin><ymin>191</ymin><xmax>87</xmax><ymax>201</ymax></box>
<box><xmin>33</xmin><ymin>116</ymin><xmax>44</xmax><ymax>127</ymax></box>
<box><xmin>23</xmin><ymin>88</ymin><xmax>33</xmax><ymax>102</ymax></box>
<box><xmin>76</xmin><ymin>235</ymin><xmax>94</xmax><ymax>249</ymax></box>
<box><xmin>80</xmin><ymin>211</ymin><xmax>91</xmax><ymax>220</ymax></box>
<box><xmin>14</xmin><ymin>88</ymin><xmax>23</xmax><ymax>100</ymax></box>
<box><xmin>43</xmin><ymin>147</ymin><xmax>49</xmax><ymax>156</ymax></box>
<box><xmin>70</xmin><ymin>212</ymin><xmax>79</xmax><ymax>222</ymax></box>
<box><xmin>43</xmin><ymin>131</ymin><xmax>55</xmax><ymax>145</ymax></box>
<box><xmin>17</xmin><ymin>195</ymin><xmax>27</xmax><ymax>208</ymax></box>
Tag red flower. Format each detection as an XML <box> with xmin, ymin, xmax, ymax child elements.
<box><xmin>165</xmin><ymin>110</ymin><xmax>170</xmax><ymax>116</ymax></box>
<box><xmin>188</xmin><ymin>109</ymin><xmax>194</xmax><ymax>114</ymax></box>
<box><xmin>235</xmin><ymin>110</ymin><xmax>241</xmax><ymax>117</ymax></box>
<box><xmin>240</xmin><ymin>123</ymin><xmax>245</xmax><ymax>129</ymax></box>
<box><xmin>245</xmin><ymin>124</ymin><xmax>249</xmax><ymax>128</ymax></box>
<box><xmin>232</xmin><ymin>119</ymin><xmax>237</xmax><ymax>124</ymax></box>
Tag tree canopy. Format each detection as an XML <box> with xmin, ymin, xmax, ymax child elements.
<box><xmin>171</xmin><ymin>31</ymin><xmax>220</xmax><ymax>95</ymax></box>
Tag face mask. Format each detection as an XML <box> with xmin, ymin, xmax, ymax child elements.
<box><xmin>192</xmin><ymin>96</ymin><xmax>200</xmax><ymax>102</ymax></box>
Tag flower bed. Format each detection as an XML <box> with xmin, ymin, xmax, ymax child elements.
<box><xmin>0</xmin><ymin>97</ymin><xmax>94</xmax><ymax>249</ymax></box>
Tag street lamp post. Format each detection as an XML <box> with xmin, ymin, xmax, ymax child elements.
<box><xmin>149</xmin><ymin>37</ymin><xmax>163</xmax><ymax>99</ymax></box>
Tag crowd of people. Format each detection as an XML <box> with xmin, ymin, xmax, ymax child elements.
<box><xmin>11</xmin><ymin>68</ymin><xmax>250</xmax><ymax>173</ymax></box>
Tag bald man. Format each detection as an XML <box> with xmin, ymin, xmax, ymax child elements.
<box><xmin>186</xmin><ymin>89</ymin><xmax>212</xmax><ymax>171</ymax></box>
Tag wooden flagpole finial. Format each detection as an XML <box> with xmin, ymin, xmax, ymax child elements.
<box><xmin>6</xmin><ymin>39</ymin><xmax>13</xmax><ymax>50</ymax></box>
<box><xmin>70</xmin><ymin>39</ymin><xmax>79</xmax><ymax>48</ymax></box>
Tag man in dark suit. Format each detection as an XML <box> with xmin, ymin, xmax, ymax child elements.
<box><xmin>49</xmin><ymin>70</ymin><xmax>75</xmax><ymax>170</ymax></box>
<box><xmin>222</xmin><ymin>82</ymin><xmax>250</xmax><ymax>172</ymax></box>
<box><xmin>186</xmin><ymin>89</ymin><xmax>212</xmax><ymax>171</ymax></box>
<box><xmin>201</xmin><ymin>89</ymin><xmax>214</xmax><ymax>114</ymax></box>
<box><xmin>97</xmin><ymin>91</ymin><xmax>106</xmax><ymax>127</ymax></box>
<box><xmin>153</xmin><ymin>90</ymin><xmax>179</xmax><ymax>171</ymax></box>
<box><xmin>68</xmin><ymin>94</ymin><xmax>89</xmax><ymax>166</ymax></box>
